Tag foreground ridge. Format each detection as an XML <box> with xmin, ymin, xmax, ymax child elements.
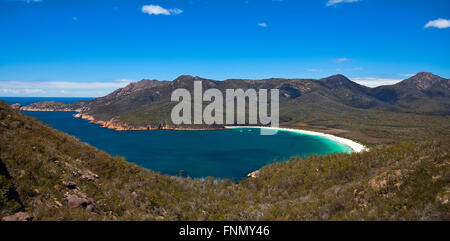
<box><xmin>2</xmin><ymin>101</ymin><xmax>449</xmax><ymax>220</ymax></box>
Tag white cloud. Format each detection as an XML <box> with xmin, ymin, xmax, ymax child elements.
<box><xmin>0</xmin><ymin>79</ymin><xmax>134</xmax><ymax>97</ymax></box>
<box><xmin>326</xmin><ymin>0</ymin><xmax>360</xmax><ymax>7</ymax></box>
<box><xmin>424</xmin><ymin>18</ymin><xmax>450</xmax><ymax>29</ymax></box>
<box><xmin>335</xmin><ymin>57</ymin><xmax>350</xmax><ymax>63</ymax></box>
<box><xmin>399</xmin><ymin>73</ymin><xmax>414</xmax><ymax>77</ymax></box>
<box><xmin>0</xmin><ymin>89</ymin><xmax>20</xmax><ymax>94</ymax></box>
<box><xmin>257</xmin><ymin>22</ymin><xmax>267</xmax><ymax>27</ymax></box>
<box><xmin>0</xmin><ymin>88</ymin><xmax>43</xmax><ymax>94</ymax></box>
<box><xmin>0</xmin><ymin>80</ymin><xmax>133</xmax><ymax>90</ymax></box>
<box><xmin>141</xmin><ymin>5</ymin><xmax>183</xmax><ymax>16</ymax></box>
<box><xmin>169</xmin><ymin>8</ymin><xmax>183</xmax><ymax>15</ymax></box>
<box><xmin>350</xmin><ymin>77</ymin><xmax>402</xmax><ymax>87</ymax></box>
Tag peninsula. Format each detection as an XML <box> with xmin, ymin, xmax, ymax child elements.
<box><xmin>21</xmin><ymin>72</ymin><xmax>450</xmax><ymax>145</ymax></box>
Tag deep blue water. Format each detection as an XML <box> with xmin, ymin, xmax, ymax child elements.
<box><xmin>1</xmin><ymin>97</ymin><xmax>92</xmax><ymax>106</ymax></box>
<box><xmin>1</xmin><ymin>97</ymin><xmax>352</xmax><ymax>180</ymax></box>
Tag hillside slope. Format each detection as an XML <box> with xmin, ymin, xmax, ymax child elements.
<box><xmin>21</xmin><ymin>73</ymin><xmax>450</xmax><ymax>145</ymax></box>
<box><xmin>373</xmin><ymin>72</ymin><xmax>450</xmax><ymax>115</ymax></box>
<box><xmin>1</xmin><ymin>101</ymin><xmax>449</xmax><ymax>220</ymax></box>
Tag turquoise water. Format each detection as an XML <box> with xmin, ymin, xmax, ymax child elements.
<box><xmin>2</xmin><ymin>97</ymin><xmax>352</xmax><ymax>180</ymax></box>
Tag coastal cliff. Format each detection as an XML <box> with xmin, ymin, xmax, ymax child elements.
<box><xmin>72</xmin><ymin>113</ymin><xmax>149</xmax><ymax>131</ymax></box>
<box><xmin>20</xmin><ymin>101</ymin><xmax>225</xmax><ymax>131</ymax></box>
<box><xmin>21</xmin><ymin>101</ymin><xmax>152</xmax><ymax>131</ymax></box>
<box><xmin>72</xmin><ymin>113</ymin><xmax>225</xmax><ymax>131</ymax></box>
<box><xmin>71</xmin><ymin>112</ymin><xmax>224</xmax><ymax>131</ymax></box>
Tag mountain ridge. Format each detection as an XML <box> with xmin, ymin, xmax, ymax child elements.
<box><xmin>20</xmin><ymin>72</ymin><xmax>450</xmax><ymax>144</ymax></box>
<box><xmin>24</xmin><ymin>72</ymin><xmax>449</xmax><ymax>108</ymax></box>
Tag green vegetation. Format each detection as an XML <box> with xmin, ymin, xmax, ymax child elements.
<box><xmin>1</xmin><ymin>101</ymin><xmax>448</xmax><ymax>220</ymax></box>
<box><xmin>22</xmin><ymin>72</ymin><xmax>450</xmax><ymax>145</ymax></box>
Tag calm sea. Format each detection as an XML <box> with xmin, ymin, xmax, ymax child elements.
<box><xmin>1</xmin><ymin>97</ymin><xmax>352</xmax><ymax>180</ymax></box>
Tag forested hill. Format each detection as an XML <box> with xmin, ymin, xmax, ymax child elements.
<box><xmin>1</xmin><ymin>101</ymin><xmax>449</xmax><ymax>220</ymax></box>
<box><xmin>21</xmin><ymin>72</ymin><xmax>450</xmax><ymax>144</ymax></box>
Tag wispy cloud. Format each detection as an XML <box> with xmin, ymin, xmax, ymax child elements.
<box><xmin>350</xmin><ymin>77</ymin><xmax>402</xmax><ymax>87</ymax></box>
<box><xmin>0</xmin><ymin>88</ymin><xmax>43</xmax><ymax>94</ymax></box>
<box><xmin>326</xmin><ymin>0</ymin><xmax>360</xmax><ymax>7</ymax></box>
<box><xmin>257</xmin><ymin>22</ymin><xmax>267</xmax><ymax>28</ymax></box>
<box><xmin>141</xmin><ymin>5</ymin><xmax>183</xmax><ymax>16</ymax></box>
<box><xmin>334</xmin><ymin>57</ymin><xmax>350</xmax><ymax>63</ymax></box>
<box><xmin>0</xmin><ymin>80</ymin><xmax>133</xmax><ymax>90</ymax></box>
<box><xmin>8</xmin><ymin>0</ymin><xmax>42</xmax><ymax>3</ymax></box>
<box><xmin>0</xmin><ymin>79</ymin><xmax>134</xmax><ymax>97</ymax></box>
<box><xmin>424</xmin><ymin>18</ymin><xmax>450</xmax><ymax>29</ymax></box>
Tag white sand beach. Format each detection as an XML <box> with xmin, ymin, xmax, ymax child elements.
<box><xmin>225</xmin><ymin>126</ymin><xmax>368</xmax><ymax>153</ymax></box>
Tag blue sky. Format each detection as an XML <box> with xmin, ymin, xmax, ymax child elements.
<box><xmin>0</xmin><ymin>0</ymin><xmax>449</xmax><ymax>97</ymax></box>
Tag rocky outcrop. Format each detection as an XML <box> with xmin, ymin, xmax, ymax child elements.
<box><xmin>72</xmin><ymin>113</ymin><xmax>224</xmax><ymax>131</ymax></box>
<box><xmin>247</xmin><ymin>170</ymin><xmax>260</xmax><ymax>178</ymax></box>
<box><xmin>73</xmin><ymin>113</ymin><xmax>149</xmax><ymax>131</ymax></box>
<box><xmin>10</xmin><ymin>103</ymin><xmax>21</xmax><ymax>110</ymax></box>
<box><xmin>65</xmin><ymin>194</ymin><xmax>97</xmax><ymax>212</ymax></box>
<box><xmin>1</xmin><ymin>212</ymin><xmax>33</xmax><ymax>221</ymax></box>
<box><xmin>62</xmin><ymin>180</ymin><xmax>78</xmax><ymax>190</ymax></box>
<box><xmin>81</xmin><ymin>170</ymin><xmax>99</xmax><ymax>182</ymax></box>
<box><xmin>436</xmin><ymin>194</ymin><xmax>449</xmax><ymax>205</ymax></box>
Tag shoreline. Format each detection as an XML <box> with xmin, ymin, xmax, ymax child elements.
<box><xmin>72</xmin><ymin>113</ymin><xmax>225</xmax><ymax>131</ymax></box>
<box><xmin>225</xmin><ymin>126</ymin><xmax>368</xmax><ymax>153</ymax></box>
<box><xmin>20</xmin><ymin>109</ymin><xmax>223</xmax><ymax>131</ymax></box>
<box><xmin>20</xmin><ymin>109</ymin><xmax>367</xmax><ymax>152</ymax></box>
